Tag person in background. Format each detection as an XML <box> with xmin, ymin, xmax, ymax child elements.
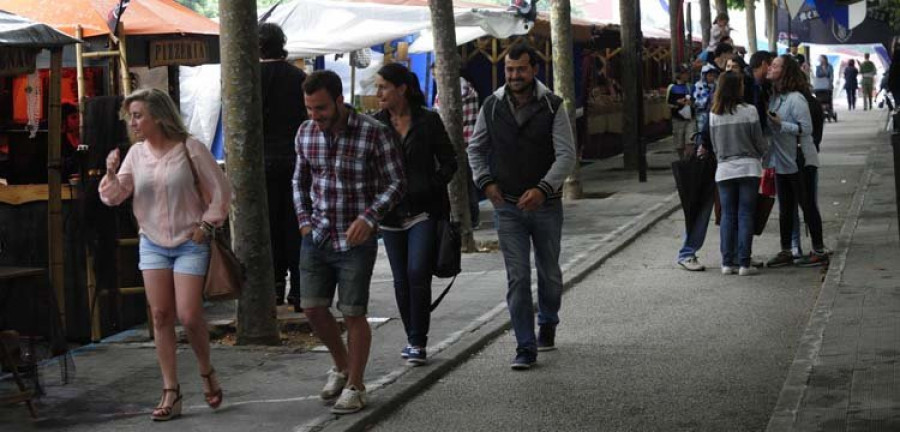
<box><xmin>433</xmin><ymin>65</ymin><xmax>481</xmax><ymax>228</ymax></box>
<box><xmin>765</xmin><ymin>55</ymin><xmax>829</xmax><ymax>268</ymax></box>
<box><xmin>843</xmin><ymin>59</ymin><xmax>859</xmax><ymax>111</ymax></box>
<box><xmin>707</xmin><ymin>13</ymin><xmax>732</xmax><ymax>58</ymax></box>
<box><xmin>294</xmin><ymin>70</ymin><xmax>405</xmax><ymax>414</ymax></box>
<box><xmin>747</xmin><ymin>51</ymin><xmax>775</xmax><ymax>135</ymax></box>
<box><xmin>813</xmin><ymin>55</ymin><xmax>834</xmax><ymax>96</ymax></box>
<box><xmin>693</xmin><ymin>64</ymin><xmax>720</xmax><ymax>143</ymax></box>
<box><xmin>789</xmin><ymin>42</ymin><xmax>810</xmax><ymax>76</ymax></box>
<box><xmin>259</xmin><ymin>22</ymin><xmax>307</xmax><ymax>311</ymax></box>
<box><xmin>468</xmin><ymin>44</ymin><xmax>576</xmax><ymax>369</ymax></box>
<box><xmin>61</xmin><ymin>102</ymin><xmax>82</xmax><ymax>180</ymax></box>
<box><xmin>668</xmin><ymin>66</ymin><xmax>695</xmax><ymax>160</ymax></box>
<box><xmin>374</xmin><ymin>63</ymin><xmax>457</xmax><ymax>366</ymax></box>
<box><xmin>709</xmin><ymin>71</ymin><xmax>768</xmax><ymax>276</ymax></box>
<box><xmin>859</xmin><ymin>53</ymin><xmax>877</xmax><ymax>111</ymax></box>
<box><xmin>100</xmin><ymin>88</ymin><xmax>230</xmax><ymax>421</ymax></box>
<box><xmin>880</xmin><ymin>71</ymin><xmax>894</xmax><ymax>111</ymax></box>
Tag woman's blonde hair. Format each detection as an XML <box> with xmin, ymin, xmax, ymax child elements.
<box><xmin>121</xmin><ymin>88</ymin><xmax>189</xmax><ymax>142</ymax></box>
<box><xmin>711</xmin><ymin>71</ymin><xmax>744</xmax><ymax>115</ymax></box>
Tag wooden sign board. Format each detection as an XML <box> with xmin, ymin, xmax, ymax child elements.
<box><xmin>148</xmin><ymin>39</ymin><xmax>210</xmax><ymax>68</ymax></box>
<box><xmin>0</xmin><ymin>47</ymin><xmax>36</xmax><ymax>77</ymax></box>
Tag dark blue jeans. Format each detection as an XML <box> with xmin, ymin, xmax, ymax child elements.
<box><xmin>494</xmin><ymin>200</ymin><xmax>563</xmax><ymax>355</ymax></box>
<box><xmin>382</xmin><ymin>218</ymin><xmax>437</xmax><ymax>347</ymax></box>
<box><xmin>717</xmin><ymin>177</ymin><xmax>758</xmax><ymax>268</ymax></box>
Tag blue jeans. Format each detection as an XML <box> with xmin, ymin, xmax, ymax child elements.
<box><xmin>677</xmin><ymin>194</ymin><xmax>715</xmax><ymax>262</ymax></box>
<box><xmin>717</xmin><ymin>177</ymin><xmax>758</xmax><ymax>268</ymax></box>
<box><xmin>382</xmin><ymin>218</ymin><xmax>437</xmax><ymax>347</ymax></box>
<box><xmin>494</xmin><ymin>200</ymin><xmax>564</xmax><ymax>355</ymax></box>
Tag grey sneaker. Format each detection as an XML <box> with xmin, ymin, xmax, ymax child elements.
<box><xmin>678</xmin><ymin>256</ymin><xmax>705</xmax><ymax>271</ymax></box>
<box><xmin>739</xmin><ymin>266</ymin><xmax>759</xmax><ymax>276</ymax></box>
<box><xmin>320</xmin><ymin>367</ymin><xmax>347</xmax><ymax>401</ymax></box>
<box><xmin>330</xmin><ymin>385</ymin><xmax>367</xmax><ymax>414</ymax></box>
<box><xmin>766</xmin><ymin>251</ymin><xmax>795</xmax><ymax>268</ymax></box>
<box><xmin>721</xmin><ymin>266</ymin><xmax>737</xmax><ymax>275</ymax></box>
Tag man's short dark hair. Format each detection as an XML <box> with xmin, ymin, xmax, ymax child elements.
<box><xmin>259</xmin><ymin>22</ymin><xmax>288</xmax><ymax>60</ymax></box>
<box><xmin>303</xmin><ymin>70</ymin><xmax>343</xmax><ymax>100</ymax></box>
<box><xmin>506</xmin><ymin>44</ymin><xmax>539</xmax><ymax>66</ymax></box>
<box><xmin>714</xmin><ymin>43</ymin><xmax>734</xmax><ymax>60</ymax></box>
<box><xmin>749</xmin><ymin>50</ymin><xmax>775</xmax><ymax>69</ymax></box>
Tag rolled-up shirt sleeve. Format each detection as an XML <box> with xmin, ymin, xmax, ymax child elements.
<box><xmin>98</xmin><ymin>149</ymin><xmax>135</xmax><ymax>206</ymax></box>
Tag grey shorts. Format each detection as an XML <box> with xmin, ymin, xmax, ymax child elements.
<box><xmin>298</xmin><ymin>234</ymin><xmax>377</xmax><ymax>316</ymax></box>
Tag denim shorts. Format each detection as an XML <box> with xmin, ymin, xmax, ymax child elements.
<box><xmin>298</xmin><ymin>234</ymin><xmax>377</xmax><ymax>316</ymax></box>
<box><xmin>138</xmin><ymin>235</ymin><xmax>210</xmax><ymax>276</ymax></box>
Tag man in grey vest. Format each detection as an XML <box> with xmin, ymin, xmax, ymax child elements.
<box><xmin>468</xmin><ymin>44</ymin><xmax>576</xmax><ymax>369</ymax></box>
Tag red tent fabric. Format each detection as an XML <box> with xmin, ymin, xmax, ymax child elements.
<box><xmin>0</xmin><ymin>0</ymin><xmax>218</xmax><ymax>38</ymax></box>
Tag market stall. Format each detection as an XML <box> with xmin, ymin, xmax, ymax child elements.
<box><xmin>0</xmin><ymin>0</ymin><xmax>221</xmax><ymax>341</ymax></box>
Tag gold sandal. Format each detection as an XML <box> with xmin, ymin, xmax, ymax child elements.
<box><xmin>150</xmin><ymin>385</ymin><xmax>182</xmax><ymax>421</ymax></box>
<box><xmin>201</xmin><ymin>368</ymin><xmax>223</xmax><ymax>409</ymax></box>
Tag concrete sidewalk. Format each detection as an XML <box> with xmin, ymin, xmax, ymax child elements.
<box><xmin>767</xmin><ymin>125</ymin><xmax>900</xmax><ymax>431</ymax></box>
<box><xmin>0</xmin><ymin>137</ymin><xmax>684</xmax><ymax>431</ymax></box>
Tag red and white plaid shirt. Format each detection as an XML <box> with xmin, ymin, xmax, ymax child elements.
<box><xmin>434</xmin><ymin>77</ymin><xmax>480</xmax><ymax>145</ymax></box>
<box><xmin>293</xmin><ymin>107</ymin><xmax>405</xmax><ymax>252</ymax></box>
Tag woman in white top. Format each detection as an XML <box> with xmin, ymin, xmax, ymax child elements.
<box><xmin>100</xmin><ymin>88</ymin><xmax>231</xmax><ymax>421</ymax></box>
<box><xmin>709</xmin><ymin>71</ymin><xmax>768</xmax><ymax>275</ymax></box>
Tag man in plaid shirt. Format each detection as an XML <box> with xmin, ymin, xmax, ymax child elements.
<box><xmin>292</xmin><ymin>70</ymin><xmax>405</xmax><ymax>414</ymax></box>
<box><xmin>434</xmin><ymin>71</ymin><xmax>481</xmax><ymax>226</ymax></box>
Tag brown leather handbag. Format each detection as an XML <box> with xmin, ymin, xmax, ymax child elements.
<box><xmin>183</xmin><ymin>143</ymin><xmax>243</xmax><ymax>301</ymax></box>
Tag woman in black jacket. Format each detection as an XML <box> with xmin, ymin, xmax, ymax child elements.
<box><xmin>374</xmin><ymin>63</ymin><xmax>457</xmax><ymax>366</ymax></box>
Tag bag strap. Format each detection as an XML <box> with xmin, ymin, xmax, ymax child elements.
<box><xmin>429</xmin><ymin>275</ymin><xmax>456</xmax><ymax>312</ymax></box>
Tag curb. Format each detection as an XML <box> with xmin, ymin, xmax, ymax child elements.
<box><xmin>765</xmin><ymin>143</ymin><xmax>879</xmax><ymax>431</ymax></box>
<box><xmin>299</xmin><ymin>193</ymin><xmax>681</xmax><ymax>432</ymax></box>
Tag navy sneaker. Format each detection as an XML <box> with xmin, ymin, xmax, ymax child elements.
<box><xmin>510</xmin><ymin>350</ymin><xmax>536</xmax><ymax>370</ymax></box>
<box><xmin>400</xmin><ymin>345</ymin><xmax>411</xmax><ymax>359</ymax></box>
<box><xmin>537</xmin><ymin>325</ymin><xmax>557</xmax><ymax>352</ymax></box>
<box><xmin>407</xmin><ymin>346</ymin><xmax>427</xmax><ymax>366</ymax></box>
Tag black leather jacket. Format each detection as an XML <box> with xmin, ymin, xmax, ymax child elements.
<box><xmin>374</xmin><ymin>106</ymin><xmax>457</xmax><ymax>227</ymax></box>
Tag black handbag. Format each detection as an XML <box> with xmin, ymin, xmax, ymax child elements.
<box><xmin>430</xmin><ymin>218</ymin><xmax>461</xmax><ymax>311</ymax></box>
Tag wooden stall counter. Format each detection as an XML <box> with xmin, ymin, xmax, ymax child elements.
<box><xmin>0</xmin><ymin>184</ymin><xmax>76</xmax><ymax>206</ymax></box>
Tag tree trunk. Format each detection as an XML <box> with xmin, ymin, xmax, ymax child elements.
<box><xmin>715</xmin><ymin>0</ymin><xmax>728</xmax><ymax>14</ymax></box>
<box><xmin>427</xmin><ymin>0</ymin><xmax>477</xmax><ymax>252</ymax></box>
<box><xmin>620</xmin><ymin>0</ymin><xmax>644</xmax><ymax>173</ymax></box>
<box><xmin>670</xmin><ymin>0</ymin><xmax>682</xmax><ymax>81</ymax></box>
<box><xmin>700</xmin><ymin>0</ymin><xmax>711</xmax><ymax>51</ymax></box>
<box><xmin>552</xmin><ymin>0</ymin><xmax>581</xmax><ymax>200</ymax></box>
<box><xmin>218</xmin><ymin>0</ymin><xmax>279</xmax><ymax>345</ymax></box>
<box><xmin>765</xmin><ymin>0</ymin><xmax>776</xmax><ymax>52</ymax></box>
<box><xmin>745</xmin><ymin>0</ymin><xmax>758</xmax><ymax>54</ymax></box>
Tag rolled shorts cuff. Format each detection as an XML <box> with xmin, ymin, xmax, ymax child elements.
<box><xmin>337</xmin><ymin>304</ymin><xmax>367</xmax><ymax>317</ymax></box>
<box><xmin>299</xmin><ymin>296</ymin><xmax>333</xmax><ymax>310</ymax></box>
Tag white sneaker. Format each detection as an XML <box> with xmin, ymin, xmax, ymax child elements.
<box><xmin>739</xmin><ymin>266</ymin><xmax>759</xmax><ymax>276</ymax></box>
<box><xmin>721</xmin><ymin>266</ymin><xmax>737</xmax><ymax>275</ymax></box>
<box><xmin>320</xmin><ymin>367</ymin><xmax>347</xmax><ymax>401</ymax></box>
<box><xmin>330</xmin><ymin>385</ymin><xmax>367</xmax><ymax>414</ymax></box>
<box><xmin>678</xmin><ymin>257</ymin><xmax>706</xmax><ymax>271</ymax></box>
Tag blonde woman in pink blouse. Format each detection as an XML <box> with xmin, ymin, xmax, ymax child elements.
<box><xmin>99</xmin><ymin>88</ymin><xmax>231</xmax><ymax>421</ymax></box>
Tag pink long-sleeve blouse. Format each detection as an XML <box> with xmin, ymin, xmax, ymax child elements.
<box><xmin>99</xmin><ymin>138</ymin><xmax>231</xmax><ymax>248</ymax></box>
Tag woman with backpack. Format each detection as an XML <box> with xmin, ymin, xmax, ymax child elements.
<box><xmin>765</xmin><ymin>55</ymin><xmax>829</xmax><ymax>268</ymax></box>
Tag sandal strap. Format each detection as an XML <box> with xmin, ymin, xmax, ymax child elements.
<box><xmin>200</xmin><ymin>368</ymin><xmax>217</xmax><ymax>378</ymax></box>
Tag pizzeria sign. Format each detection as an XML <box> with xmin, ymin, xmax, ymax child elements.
<box><xmin>149</xmin><ymin>39</ymin><xmax>210</xmax><ymax>68</ymax></box>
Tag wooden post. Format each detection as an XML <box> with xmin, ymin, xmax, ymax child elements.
<box><xmin>118</xmin><ymin>24</ymin><xmax>132</xmax><ymax>95</ymax></box>
<box><xmin>551</xmin><ymin>0</ymin><xmax>582</xmax><ymax>200</ymax></box>
<box><xmin>47</xmin><ymin>48</ymin><xmax>65</xmax><ymax>329</ymax></box>
<box><xmin>75</xmin><ymin>26</ymin><xmax>86</xmax><ymax>136</ymax></box>
<box><xmin>700</xmin><ymin>0</ymin><xmax>711</xmax><ymax>51</ymax></box>
<box><xmin>620</xmin><ymin>0</ymin><xmax>645</xmax><ymax>177</ymax></box>
<box><xmin>745</xmin><ymin>0</ymin><xmax>758</xmax><ymax>54</ymax></box>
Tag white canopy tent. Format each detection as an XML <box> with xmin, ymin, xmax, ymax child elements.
<box><xmin>259</xmin><ymin>0</ymin><xmax>529</xmax><ymax>59</ymax></box>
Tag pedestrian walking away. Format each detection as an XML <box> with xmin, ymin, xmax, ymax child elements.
<box><xmin>467</xmin><ymin>44</ymin><xmax>576</xmax><ymax>370</ymax></box>
<box><xmin>765</xmin><ymin>55</ymin><xmax>830</xmax><ymax>268</ymax></box>
<box><xmin>374</xmin><ymin>63</ymin><xmax>457</xmax><ymax>367</ymax></box>
<box><xmin>258</xmin><ymin>22</ymin><xmax>307</xmax><ymax>311</ymax></box>
<box><xmin>860</xmin><ymin>53</ymin><xmax>877</xmax><ymax>111</ymax></box>
<box><xmin>293</xmin><ymin>70</ymin><xmax>406</xmax><ymax>414</ymax></box>
<box><xmin>708</xmin><ymin>71</ymin><xmax>768</xmax><ymax>276</ymax></box>
<box><xmin>843</xmin><ymin>59</ymin><xmax>859</xmax><ymax>111</ymax></box>
<box><xmin>99</xmin><ymin>88</ymin><xmax>231</xmax><ymax>421</ymax></box>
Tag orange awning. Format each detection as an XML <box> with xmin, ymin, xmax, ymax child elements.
<box><xmin>0</xmin><ymin>0</ymin><xmax>218</xmax><ymax>38</ymax></box>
